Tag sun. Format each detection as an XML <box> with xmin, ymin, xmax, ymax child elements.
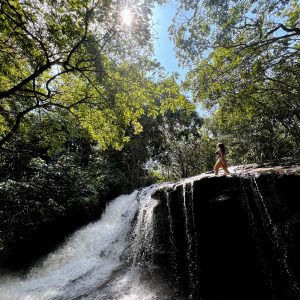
<box><xmin>121</xmin><ymin>8</ymin><xmax>133</xmax><ymax>26</ymax></box>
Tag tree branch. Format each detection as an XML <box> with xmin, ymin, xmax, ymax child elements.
<box><xmin>0</xmin><ymin>104</ymin><xmax>39</xmax><ymax>148</ymax></box>
<box><xmin>0</xmin><ymin>59</ymin><xmax>60</xmax><ymax>101</ymax></box>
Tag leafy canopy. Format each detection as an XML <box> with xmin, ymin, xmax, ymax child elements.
<box><xmin>171</xmin><ymin>0</ymin><xmax>300</xmax><ymax>161</ymax></box>
<box><xmin>0</xmin><ymin>0</ymin><xmax>189</xmax><ymax>151</ymax></box>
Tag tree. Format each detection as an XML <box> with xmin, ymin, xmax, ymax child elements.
<box><xmin>146</xmin><ymin>109</ymin><xmax>205</xmax><ymax>180</ymax></box>
<box><xmin>0</xmin><ymin>0</ymin><xmax>186</xmax><ymax>150</ymax></box>
<box><xmin>170</xmin><ymin>0</ymin><xmax>300</xmax><ymax>162</ymax></box>
<box><xmin>88</xmin><ymin>82</ymin><xmax>200</xmax><ymax>192</ymax></box>
<box><xmin>171</xmin><ymin>0</ymin><xmax>300</xmax><ymax>66</ymax></box>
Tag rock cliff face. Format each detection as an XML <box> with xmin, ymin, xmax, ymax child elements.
<box><xmin>150</xmin><ymin>159</ymin><xmax>300</xmax><ymax>300</ymax></box>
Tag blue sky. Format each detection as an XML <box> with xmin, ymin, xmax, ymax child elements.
<box><xmin>151</xmin><ymin>3</ymin><xmax>205</xmax><ymax>116</ymax></box>
<box><xmin>152</xmin><ymin>2</ymin><xmax>187</xmax><ymax>81</ymax></box>
<box><xmin>153</xmin><ymin>1</ymin><xmax>206</xmax><ymax>116</ymax></box>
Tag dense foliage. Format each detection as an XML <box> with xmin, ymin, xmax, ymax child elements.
<box><xmin>0</xmin><ymin>0</ymin><xmax>188</xmax><ymax>151</ymax></box>
<box><xmin>171</xmin><ymin>0</ymin><xmax>300</xmax><ymax>162</ymax></box>
<box><xmin>0</xmin><ymin>0</ymin><xmax>197</xmax><ymax>262</ymax></box>
<box><xmin>2</xmin><ymin>0</ymin><xmax>299</xmax><ymax>264</ymax></box>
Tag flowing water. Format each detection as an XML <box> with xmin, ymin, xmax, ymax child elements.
<box><xmin>0</xmin><ymin>185</ymin><xmax>178</xmax><ymax>300</ymax></box>
<box><xmin>1</xmin><ymin>174</ymin><xmax>299</xmax><ymax>300</ymax></box>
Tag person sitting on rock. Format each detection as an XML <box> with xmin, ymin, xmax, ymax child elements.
<box><xmin>214</xmin><ymin>142</ymin><xmax>230</xmax><ymax>175</ymax></box>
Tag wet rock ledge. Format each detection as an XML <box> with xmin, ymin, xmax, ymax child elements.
<box><xmin>150</xmin><ymin>158</ymin><xmax>300</xmax><ymax>300</ymax></box>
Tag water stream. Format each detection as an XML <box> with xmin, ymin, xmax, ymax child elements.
<box><xmin>0</xmin><ymin>185</ymin><xmax>177</xmax><ymax>300</ymax></box>
<box><xmin>1</xmin><ymin>174</ymin><xmax>299</xmax><ymax>299</ymax></box>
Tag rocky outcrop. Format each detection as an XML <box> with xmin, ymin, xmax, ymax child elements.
<box><xmin>150</xmin><ymin>159</ymin><xmax>300</xmax><ymax>300</ymax></box>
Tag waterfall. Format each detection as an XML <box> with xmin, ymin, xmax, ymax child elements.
<box><xmin>131</xmin><ymin>187</ymin><xmax>160</xmax><ymax>266</ymax></box>
<box><xmin>182</xmin><ymin>183</ymin><xmax>195</xmax><ymax>296</ymax></box>
<box><xmin>186</xmin><ymin>182</ymin><xmax>200</xmax><ymax>297</ymax></box>
<box><xmin>0</xmin><ymin>185</ymin><xmax>179</xmax><ymax>300</ymax></box>
<box><xmin>160</xmin><ymin>174</ymin><xmax>300</xmax><ymax>300</ymax></box>
<box><xmin>238</xmin><ymin>175</ymin><xmax>300</xmax><ymax>300</ymax></box>
<box><xmin>165</xmin><ymin>190</ymin><xmax>177</xmax><ymax>272</ymax></box>
<box><xmin>249</xmin><ymin>176</ymin><xmax>299</xmax><ymax>298</ymax></box>
<box><xmin>1</xmin><ymin>172</ymin><xmax>299</xmax><ymax>300</ymax></box>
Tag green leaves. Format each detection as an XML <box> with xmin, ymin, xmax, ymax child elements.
<box><xmin>171</xmin><ymin>0</ymin><xmax>300</xmax><ymax>162</ymax></box>
<box><xmin>0</xmin><ymin>0</ymin><xmax>193</xmax><ymax>152</ymax></box>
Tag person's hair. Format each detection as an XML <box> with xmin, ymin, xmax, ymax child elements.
<box><xmin>217</xmin><ymin>142</ymin><xmax>226</xmax><ymax>154</ymax></box>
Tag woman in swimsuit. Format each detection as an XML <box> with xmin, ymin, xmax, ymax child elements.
<box><xmin>214</xmin><ymin>142</ymin><xmax>230</xmax><ymax>175</ymax></box>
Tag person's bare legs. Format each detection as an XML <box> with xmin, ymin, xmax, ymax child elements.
<box><xmin>214</xmin><ymin>158</ymin><xmax>230</xmax><ymax>175</ymax></box>
<box><xmin>214</xmin><ymin>159</ymin><xmax>222</xmax><ymax>175</ymax></box>
<box><xmin>222</xmin><ymin>160</ymin><xmax>230</xmax><ymax>174</ymax></box>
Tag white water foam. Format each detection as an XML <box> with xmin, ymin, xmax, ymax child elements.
<box><xmin>0</xmin><ymin>187</ymin><xmax>176</xmax><ymax>300</ymax></box>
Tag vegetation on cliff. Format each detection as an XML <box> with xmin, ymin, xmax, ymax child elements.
<box><xmin>0</xmin><ymin>0</ymin><xmax>299</xmax><ymax>263</ymax></box>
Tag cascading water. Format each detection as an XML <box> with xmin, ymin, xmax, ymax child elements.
<box><xmin>248</xmin><ymin>176</ymin><xmax>299</xmax><ymax>299</ymax></box>
<box><xmin>150</xmin><ymin>173</ymin><xmax>300</xmax><ymax>300</ymax></box>
<box><xmin>182</xmin><ymin>183</ymin><xmax>198</xmax><ymax>297</ymax></box>
<box><xmin>165</xmin><ymin>190</ymin><xmax>177</xmax><ymax>272</ymax></box>
<box><xmin>0</xmin><ymin>185</ymin><xmax>178</xmax><ymax>300</ymax></box>
<box><xmin>1</xmin><ymin>171</ymin><xmax>300</xmax><ymax>300</ymax></box>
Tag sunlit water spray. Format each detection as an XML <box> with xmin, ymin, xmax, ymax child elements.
<box><xmin>0</xmin><ymin>185</ymin><xmax>177</xmax><ymax>300</ymax></box>
<box><xmin>2</xmin><ymin>173</ymin><xmax>297</xmax><ymax>299</ymax></box>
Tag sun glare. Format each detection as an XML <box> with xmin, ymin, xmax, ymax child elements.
<box><xmin>121</xmin><ymin>8</ymin><xmax>133</xmax><ymax>26</ymax></box>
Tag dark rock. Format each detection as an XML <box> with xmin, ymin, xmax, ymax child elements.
<box><xmin>151</xmin><ymin>162</ymin><xmax>300</xmax><ymax>300</ymax></box>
